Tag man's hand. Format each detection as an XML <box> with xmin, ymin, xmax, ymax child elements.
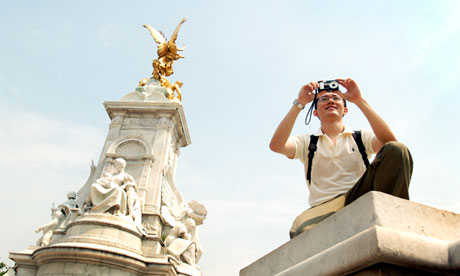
<box><xmin>336</xmin><ymin>78</ymin><xmax>363</xmax><ymax>104</ymax></box>
<box><xmin>298</xmin><ymin>81</ymin><xmax>319</xmax><ymax>105</ymax></box>
<box><xmin>270</xmin><ymin>82</ymin><xmax>319</xmax><ymax>158</ymax></box>
<box><xmin>337</xmin><ymin>78</ymin><xmax>397</xmax><ymax>151</ymax></box>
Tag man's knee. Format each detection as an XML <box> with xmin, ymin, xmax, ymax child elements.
<box><xmin>381</xmin><ymin>141</ymin><xmax>410</xmax><ymax>156</ymax></box>
<box><xmin>375</xmin><ymin>141</ymin><xmax>412</xmax><ymax>166</ymax></box>
<box><xmin>380</xmin><ymin>141</ymin><xmax>413</xmax><ymax>170</ymax></box>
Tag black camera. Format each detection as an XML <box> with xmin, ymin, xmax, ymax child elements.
<box><xmin>317</xmin><ymin>80</ymin><xmax>339</xmax><ymax>93</ymax></box>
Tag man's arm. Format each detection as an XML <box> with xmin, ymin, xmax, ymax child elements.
<box><xmin>269</xmin><ymin>82</ymin><xmax>318</xmax><ymax>158</ymax></box>
<box><xmin>337</xmin><ymin>78</ymin><xmax>397</xmax><ymax>152</ymax></box>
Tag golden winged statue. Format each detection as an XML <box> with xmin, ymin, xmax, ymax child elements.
<box><xmin>143</xmin><ymin>18</ymin><xmax>187</xmax><ymax>101</ymax></box>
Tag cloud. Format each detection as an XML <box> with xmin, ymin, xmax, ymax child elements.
<box><xmin>0</xmin><ymin>104</ymin><xmax>104</xmax><ymax>266</ymax></box>
<box><xmin>98</xmin><ymin>26</ymin><xmax>112</xmax><ymax>48</ymax></box>
<box><xmin>0</xmin><ymin>107</ymin><xmax>103</xmax><ymax>167</ymax></box>
<box><xmin>198</xmin><ymin>198</ymin><xmax>301</xmax><ymax>276</ymax></box>
<box><xmin>409</xmin><ymin>3</ymin><xmax>460</xmax><ymax>94</ymax></box>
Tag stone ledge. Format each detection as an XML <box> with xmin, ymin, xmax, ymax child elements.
<box><xmin>240</xmin><ymin>191</ymin><xmax>460</xmax><ymax>276</ymax></box>
<box><xmin>10</xmin><ymin>242</ymin><xmax>178</xmax><ymax>276</ymax></box>
<box><xmin>275</xmin><ymin>226</ymin><xmax>450</xmax><ymax>276</ymax></box>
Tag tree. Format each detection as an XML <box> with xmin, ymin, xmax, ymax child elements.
<box><xmin>0</xmin><ymin>259</ymin><xmax>9</xmax><ymax>276</ymax></box>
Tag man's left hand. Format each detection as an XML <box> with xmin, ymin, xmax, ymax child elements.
<box><xmin>336</xmin><ymin>78</ymin><xmax>363</xmax><ymax>104</ymax></box>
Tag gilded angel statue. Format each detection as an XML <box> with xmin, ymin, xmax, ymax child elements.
<box><xmin>163</xmin><ymin>79</ymin><xmax>183</xmax><ymax>102</ymax></box>
<box><xmin>143</xmin><ymin>18</ymin><xmax>187</xmax><ymax>82</ymax></box>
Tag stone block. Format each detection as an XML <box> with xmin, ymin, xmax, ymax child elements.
<box><xmin>79</xmin><ymin>223</ymin><xmax>103</xmax><ymax>236</ymax></box>
<box><xmin>36</xmin><ymin>262</ymin><xmax>65</xmax><ymax>274</ymax></box>
<box><xmin>141</xmin><ymin>238</ymin><xmax>163</xmax><ymax>257</ymax></box>
<box><xmin>240</xmin><ymin>191</ymin><xmax>460</xmax><ymax>276</ymax></box>
<box><xmin>13</xmin><ymin>267</ymin><xmax>36</xmax><ymax>276</ymax></box>
<box><xmin>58</xmin><ymin>214</ymin><xmax>143</xmax><ymax>255</ymax></box>
<box><xmin>84</xmin><ymin>263</ymin><xmax>112</xmax><ymax>276</ymax></box>
<box><xmin>448</xmin><ymin>239</ymin><xmax>460</xmax><ymax>269</ymax></box>
<box><xmin>62</xmin><ymin>262</ymin><xmax>88</xmax><ymax>274</ymax></box>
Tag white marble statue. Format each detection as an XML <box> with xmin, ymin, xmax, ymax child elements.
<box><xmin>57</xmin><ymin>191</ymin><xmax>79</xmax><ymax>229</ymax></box>
<box><xmin>86</xmin><ymin>158</ymin><xmax>147</xmax><ymax>235</ymax></box>
<box><xmin>123</xmin><ymin>174</ymin><xmax>147</xmax><ymax>236</ymax></box>
<box><xmin>35</xmin><ymin>207</ymin><xmax>65</xmax><ymax>246</ymax></box>
<box><xmin>87</xmin><ymin>158</ymin><xmax>129</xmax><ymax>216</ymax></box>
<box><xmin>161</xmin><ymin>201</ymin><xmax>206</xmax><ymax>266</ymax></box>
<box><xmin>161</xmin><ymin>166</ymin><xmax>207</xmax><ymax>268</ymax></box>
<box><xmin>165</xmin><ymin>219</ymin><xmax>198</xmax><ymax>267</ymax></box>
<box><xmin>35</xmin><ymin>191</ymin><xmax>80</xmax><ymax>246</ymax></box>
<box><xmin>61</xmin><ymin>191</ymin><xmax>78</xmax><ymax>209</ymax></box>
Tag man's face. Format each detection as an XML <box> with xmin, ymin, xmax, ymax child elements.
<box><xmin>313</xmin><ymin>91</ymin><xmax>348</xmax><ymax>120</ymax></box>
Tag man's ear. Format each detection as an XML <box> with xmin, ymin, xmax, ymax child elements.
<box><xmin>343</xmin><ymin>107</ymin><xmax>348</xmax><ymax>116</ymax></box>
<box><xmin>313</xmin><ymin>110</ymin><xmax>319</xmax><ymax>117</ymax></box>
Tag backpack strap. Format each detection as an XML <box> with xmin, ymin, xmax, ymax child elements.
<box><xmin>307</xmin><ymin>135</ymin><xmax>319</xmax><ymax>185</ymax></box>
<box><xmin>352</xmin><ymin>130</ymin><xmax>370</xmax><ymax>168</ymax></box>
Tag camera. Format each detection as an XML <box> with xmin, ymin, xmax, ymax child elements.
<box><xmin>317</xmin><ymin>80</ymin><xmax>339</xmax><ymax>93</ymax></box>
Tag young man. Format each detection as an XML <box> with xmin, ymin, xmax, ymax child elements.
<box><xmin>270</xmin><ymin>78</ymin><xmax>413</xmax><ymax>236</ymax></box>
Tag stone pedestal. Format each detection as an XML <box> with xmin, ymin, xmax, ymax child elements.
<box><xmin>240</xmin><ymin>191</ymin><xmax>460</xmax><ymax>276</ymax></box>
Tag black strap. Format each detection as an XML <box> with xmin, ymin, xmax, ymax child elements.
<box><xmin>352</xmin><ymin>130</ymin><xmax>370</xmax><ymax>168</ymax></box>
<box><xmin>304</xmin><ymin>92</ymin><xmax>318</xmax><ymax>125</ymax></box>
<box><xmin>306</xmin><ymin>131</ymin><xmax>370</xmax><ymax>185</ymax></box>
<box><xmin>306</xmin><ymin>135</ymin><xmax>319</xmax><ymax>185</ymax></box>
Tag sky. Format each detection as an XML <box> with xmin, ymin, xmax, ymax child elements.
<box><xmin>1</xmin><ymin>1</ymin><xmax>460</xmax><ymax>275</ymax></box>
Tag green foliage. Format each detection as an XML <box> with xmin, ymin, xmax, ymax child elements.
<box><xmin>0</xmin><ymin>260</ymin><xmax>8</xmax><ymax>276</ymax></box>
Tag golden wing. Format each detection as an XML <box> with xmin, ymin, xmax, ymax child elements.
<box><xmin>169</xmin><ymin>17</ymin><xmax>187</xmax><ymax>44</ymax></box>
<box><xmin>143</xmin><ymin>24</ymin><xmax>167</xmax><ymax>44</ymax></box>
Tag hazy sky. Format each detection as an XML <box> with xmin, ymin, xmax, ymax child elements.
<box><xmin>1</xmin><ymin>1</ymin><xmax>460</xmax><ymax>275</ymax></box>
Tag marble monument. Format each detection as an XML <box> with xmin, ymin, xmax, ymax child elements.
<box><xmin>10</xmin><ymin>18</ymin><xmax>206</xmax><ymax>276</ymax></box>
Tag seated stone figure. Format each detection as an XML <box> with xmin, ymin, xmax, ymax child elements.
<box><xmin>88</xmin><ymin>158</ymin><xmax>131</xmax><ymax>216</ymax></box>
<box><xmin>57</xmin><ymin>191</ymin><xmax>79</xmax><ymax>229</ymax></box>
<box><xmin>61</xmin><ymin>191</ymin><xmax>78</xmax><ymax>209</ymax></box>
<box><xmin>165</xmin><ymin>218</ymin><xmax>200</xmax><ymax>268</ymax></box>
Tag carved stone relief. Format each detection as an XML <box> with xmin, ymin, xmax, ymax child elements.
<box><xmin>116</xmin><ymin>140</ymin><xmax>147</xmax><ymax>157</ymax></box>
<box><xmin>122</xmin><ymin>118</ymin><xmax>159</xmax><ymax>128</ymax></box>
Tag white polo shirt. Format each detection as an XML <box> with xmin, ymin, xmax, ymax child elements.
<box><xmin>292</xmin><ymin>126</ymin><xmax>376</xmax><ymax>207</ymax></box>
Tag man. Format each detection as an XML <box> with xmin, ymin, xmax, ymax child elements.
<box><xmin>269</xmin><ymin>78</ymin><xmax>413</xmax><ymax>237</ymax></box>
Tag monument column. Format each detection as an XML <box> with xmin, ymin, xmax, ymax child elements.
<box><xmin>99</xmin><ymin>96</ymin><xmax>191</xmax><ymax>239</ymax></box>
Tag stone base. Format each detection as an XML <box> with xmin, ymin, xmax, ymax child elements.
<box><xmin>54</xmin><ymin>213</ymin><xmax>144</xmax><ymax>253</ymax></box>
<box><xmin>240</xmin><ymin>192</ymin><xmax>460</xmax><ymax>276</ymax></box>
<box><xmin>9</xmin><ymin>214</ymin><xmax>197</xmax><ymax>276</ymax></box>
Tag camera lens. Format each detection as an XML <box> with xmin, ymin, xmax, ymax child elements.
<box><xmin>329</xmin><ymin>81</ymin><xmax>338</xmax><ymax>89</ymax></box>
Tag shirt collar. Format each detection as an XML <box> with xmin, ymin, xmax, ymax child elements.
<box><xmin>314</xmin><ymin>125</ymin><xmax>353</xmax><ymax>136</ymax></box>
<box><xmin>343</xmin><ymin>125</ymin><xmax>354</xmax><ymax>134</ymax></box>
<box><xmin>314</xmin><ymin>128</ymin><xmax>324</xmax><ymax>136</ymax></box>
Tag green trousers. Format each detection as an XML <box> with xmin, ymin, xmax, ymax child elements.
<box><xmin>345</xmin><ymin>141</ymin><xmax>413</xmax><ymax>205</ymax></box>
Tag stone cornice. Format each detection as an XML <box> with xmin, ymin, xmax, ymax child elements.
<box><xmin>104</xmin><ymin>101</ymin><xmax>191</xmax><ymax>147</ymax></box>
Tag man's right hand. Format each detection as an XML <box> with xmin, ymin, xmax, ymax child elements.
<box><xmin>270</xmin><ymin>81</ymin><xmax>318</xmax><ymax>158</ymax></box>
<box><xmin>298</xmin><ymin>81</ymin><xmax>319</xmax><ymax>105</ymax></box>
